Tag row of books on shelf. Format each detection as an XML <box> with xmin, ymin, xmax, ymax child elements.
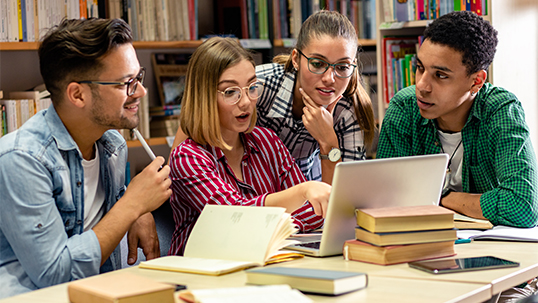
<box><xmin>218</xmin><ymin>0</ymin><xmax>377</xmax><ymax>43</ymax></box>
<box><xmin>381</xmin><ymin>36</ymin><xmax>421</xmax><ymax>104</ymax></box>
<box><xmin>382</xmin><ymin>0</ymin><xmax>487</xmax><ymax>24</ymax></box>
<box><xmin>0</xmin><ymin>89</ymin><xmax>51</xmax><ymax>137</ymax></box>
<box><xmin>108</xmin><ymin>0</ymin><xmax>197</xmax><ymax>42</ymax></box>
<box><xmin>0</xmin><ymin>0</ymin><xmax>197</xmax><ymax>43</ymax></box>
<box><xmin>0</xmin><ymin>0</ymin><xmax>103</xmax><ymax>42</ymax></box>
<box><xmin>0</xmin><ymin>87</ymin><xmax>152</xmax><ymax>144</ymax></box>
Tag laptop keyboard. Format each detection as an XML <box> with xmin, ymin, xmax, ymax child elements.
<box><xmin>296</xmin><ymin>241</ymin><xmax>321</xmax><ymax>249</ymax></box>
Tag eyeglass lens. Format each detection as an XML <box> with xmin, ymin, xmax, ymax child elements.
<box><xmin>308</xmin><ymin>58</ymin><xmax>354</xmax><ymax>78</ymax></box>
<box><xmin>128</xmin><ymin>68</ymin><xmax>146</xmax><ymax>96</ymax></box>
<box><xmin>223</xmin><ymin>82</ymin><xmax>264</xmax><ymax>103</ymax></box>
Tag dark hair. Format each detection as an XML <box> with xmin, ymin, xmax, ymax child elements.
<box><xmin>424</xmin><ymin>11</ymin><xmax>498</xmax><ymax>75</ymax></box>
<box><xmin>273</xmin><ymin>10</ymin><xmax>376</xmax><ymax>147</ymax></box>
<box><xmin>38</xmin><ymin>18</ymin><xmax>133</xmax><ymax>104</ymax></box>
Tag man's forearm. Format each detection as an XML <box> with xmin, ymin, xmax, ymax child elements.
<box><xmin>441</xmin><ymin>192</ymin><xmax>486</xmax><ymax>220</ymax></box>
<box><xmin>92</xmin><ymin>200</ymin><xmax>142</xmax><ymax>266</ymax></box>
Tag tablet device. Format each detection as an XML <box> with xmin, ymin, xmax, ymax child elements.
<box><xmin>409</xmin><ymin>256</ymin><xmax>519</xmax><ymax>274</ymax></box>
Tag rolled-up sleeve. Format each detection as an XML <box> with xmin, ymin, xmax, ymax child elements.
<box><xmin>0</xmin><ymin>150</ymin><xmax>101</xmax><ymax>289</ymax></box>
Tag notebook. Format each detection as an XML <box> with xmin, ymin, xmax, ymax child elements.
<box><xmin>287</xmin><ymin>154</ymin><xmax>449</xmax><ymax>257</ymax></box>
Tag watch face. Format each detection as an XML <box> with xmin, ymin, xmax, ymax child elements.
<box><xmin>328</xmin><ymin>148</ymin><xmax>341</xmax><ymax>162</ymax></box>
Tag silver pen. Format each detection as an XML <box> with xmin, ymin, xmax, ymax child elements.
<box><xmin>132</xmin><ymin>128</ymin><xmax>156</xmax><ymax>160</ymax></box>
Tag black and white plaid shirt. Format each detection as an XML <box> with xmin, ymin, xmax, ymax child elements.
<box><xmin>256</xmin><ymin>63</ymin><xmax>366</xmax><ymax>181</ymax></box>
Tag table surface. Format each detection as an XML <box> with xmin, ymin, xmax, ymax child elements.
<box><xmin>2</xmin><ymin>240</ymin><xmax>537</xmax><ymax>303</ymax></box>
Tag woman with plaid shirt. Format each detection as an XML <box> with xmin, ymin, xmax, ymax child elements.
<box><xmin>255</xmin><ymin>10</ymin><xmax>376</xmax><ymax>184</ymax></box>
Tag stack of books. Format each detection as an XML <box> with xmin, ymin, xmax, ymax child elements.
<box><xmin>343</xmin><ymin>205</ymin><xmax>457</xmax><ymax>265</ymax></box>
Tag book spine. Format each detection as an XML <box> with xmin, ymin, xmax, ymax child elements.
<box><xmin>2</xmin><ymin>105</ymin><xmax>6</xmax><ymax>136</ymax></box>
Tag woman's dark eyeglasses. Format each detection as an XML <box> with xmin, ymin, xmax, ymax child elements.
<box><xmin>297</xmin><ymin>50</ymin><xmax>356</xmax><ymax>78</ymax></box>
<box><xmin>77</xmin><ymin>67</ymin><xmax>146</xmax><ymax>97</ymax></box>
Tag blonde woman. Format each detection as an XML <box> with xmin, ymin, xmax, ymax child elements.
<box><xmin>168</xmin><ymin>37</ymin><xmax>329</xmax><ymax>255</ymax></box>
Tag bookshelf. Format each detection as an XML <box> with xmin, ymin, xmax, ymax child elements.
<box><xmin>0</xmin><ymin>0</ymin><xmax>380</xmax><ymax>144</ymax></box>
<box><xmin>375</xmin><ymin>0</ymin><xmax>493</xmax><ymax>123</ymax></box>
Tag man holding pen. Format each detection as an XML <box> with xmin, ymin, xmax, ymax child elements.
<box><xmin>0</xmin><ymin>18</ymin><xmax>171</xmax><ymax>299</ymax></box>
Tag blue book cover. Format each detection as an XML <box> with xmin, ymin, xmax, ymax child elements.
<box><xmin>20</xmin><ymin>0</ymin><xmax>27</xmax><ymax>42</ymax></box>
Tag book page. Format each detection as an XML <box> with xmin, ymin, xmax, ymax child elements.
<box><xmin>179</xmin><ymin>285</ymin><xmax>313</xmax><ymax>303</ymax></box>
<box><xmin>139</xmin><ymin>256</ymin><xmax>255</xmax><ymax>275</ymax></box>
<box><xmin>184</xmin><ymin>205</ymin><xmax>288</xmax><ymax>265</ymax></box>
<box><xmin>454</xmin><ymin>213</ymin><xmax>491</xmax><ymax>223</ymax></box>
<box><xmin>458</xmin><ymin>225</ymin><xmax>538</xmax><ymax>242</ymax></box>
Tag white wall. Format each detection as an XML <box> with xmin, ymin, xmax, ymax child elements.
<box><xmin>491</xmin><ymin>0</ymin><xmax>538</xmax><ymax>150</ymax></box>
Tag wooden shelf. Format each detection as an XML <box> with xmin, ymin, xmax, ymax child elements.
<box><xmin>0</xmin><ymin>40</ymin><xmax>204</xmax><ymax>51</ymax></box>
<box><xmin>273</xmin><ymin>39</ymin><xmax>377</xmax><ymax>48</ymax></box>
<box><xmin>132</xmin><ymin>40</ymin><xmax>203</xmax><ymax>49</ymax></box>
<box><xmin>126</xmin><ymin>137</ymin><xmax>168</xmax><ymax>148</ymax></box>
<box><xmin>0</xmin><ymin>42</ymin><xmax>40</xmax><ymax>51</ymax></box>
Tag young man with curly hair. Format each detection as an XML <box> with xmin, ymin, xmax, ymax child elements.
<box><xmin>377</xmin><ymin>11</ymin><xmax>538</xmax><ymax>301</ymax></box>
<box><xmin>377</xmin><ymin>10</ymin><xmax>538</xmax><ymax>228</ymax></box>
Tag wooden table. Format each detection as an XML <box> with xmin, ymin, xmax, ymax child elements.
<box><xmin>2</xmin><ymin>241</ymin><xmax>537</xmax><ymax>303</ymax></box>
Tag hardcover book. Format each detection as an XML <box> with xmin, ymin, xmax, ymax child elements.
<box><xmin>355</xmin><ymin>227</ymin><xmax>457</xmax><ymax>246</ymax></box>
<box><xmin>343</xmin><ymin>239</ymin><xmax>456</xmax><ymax>265</ymax></box>
<box><xmin>68</xmin><ymin>273</ymin><xmax>174</xmax><ymax>303</ymax></box>
<box><xmin>246</xmin><ymin>267</ymin><xmax>368</xmax><ymax>295</ymax></box>
<box><xmin>356</xmin><ymin>205</ymin><xmax>455</xmax><ymax>233</ymax></box>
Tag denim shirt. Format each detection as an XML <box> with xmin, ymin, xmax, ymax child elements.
<box><xmin>0</xmin><ymin>106</ymin><xmax>127</xmax><ymax>299</ymax></box>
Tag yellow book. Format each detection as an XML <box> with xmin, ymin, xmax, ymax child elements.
<box><xmin>356</xmin><ymin>205</ymin><xmax>455</xmax><ymax>233</ymax></box>
<box><xmin>140</xmin><ymin>205</ymin><xmax>303</xmax><ymax>276</ymax></box>
<box><xmin>355</xmin><ymin>227</ymin><xmax>457</xmax><ymax>246</ymax></box>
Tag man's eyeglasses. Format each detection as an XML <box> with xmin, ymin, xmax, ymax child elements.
<box><xmin>217</xmin><ymin>81</ymin><xmax>264</xmax><ymax>105</ymax></box>
<box><xmin>77</xmin><ymin>67</ymin><xmax>146</xmax><ymax>97</ymax></box>
<box><xmin>296</xmin><ymin>49</ymin><xmax>356</xmax><ymax>78</ymax></box>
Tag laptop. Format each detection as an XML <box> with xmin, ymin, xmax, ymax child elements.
<box><xmin>287</xmin><ymin>154</ymin><xmax>449</xmax><ymax>257</ymax></box>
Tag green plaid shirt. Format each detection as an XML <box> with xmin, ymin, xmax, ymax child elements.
<box><xmin>378</xmin><ymin>83</ymin><xmax>538</xmax><ymax>227</ymax></box>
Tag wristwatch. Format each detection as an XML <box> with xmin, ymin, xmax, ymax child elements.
<box><xmin>319</xmin><ymin>148</ymin><xmax>342</xmax><ymax>162</ymax></box>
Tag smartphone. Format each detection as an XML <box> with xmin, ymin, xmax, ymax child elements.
<box><xmin>409</xmin><ymin>256</ymin><xmax>519</xmax><ymax>274</ymax></box>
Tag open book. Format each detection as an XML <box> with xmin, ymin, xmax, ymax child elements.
<box><xmin>454</xmin><ymin>213</ymin><xmax>493</xmax><ymax>230</ymax></box>
<box><xmin>457</xmin><ymin>225</ymin><xmax>538</xmax><ymax>242</ymax></box>
<box><xmin>139</xmin><ymin>205</ymin><xmax>303</xmax><ymax>275</ymax></box>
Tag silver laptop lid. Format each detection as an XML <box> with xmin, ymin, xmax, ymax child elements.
<box><xmin>318</xmin><ymin>154</ymin><xmax>449</xmax><ymax>257</ymax></box>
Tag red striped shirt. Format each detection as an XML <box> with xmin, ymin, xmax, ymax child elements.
<box><xmin>168</xmin><ymin>127</ymin><xmax>324</xmax><ymax>255</ymax></box>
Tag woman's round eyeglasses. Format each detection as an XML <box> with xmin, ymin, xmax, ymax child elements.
<box><xmin>218</xmin><ymin>81</ymin><xmax>265</xmax><ymax>105</ymax></box>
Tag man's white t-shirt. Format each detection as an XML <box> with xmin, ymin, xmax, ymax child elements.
<box><xmin>438</xmin><ymin>130</ymin><xmax>463</xmax><ymax>192</ymax></box>
<box><xmin>82</xmin><ymin>144</ymin><xmax>106</xmax><ymax>232</ymax></box>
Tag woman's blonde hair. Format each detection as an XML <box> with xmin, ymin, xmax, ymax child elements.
<box><xmin>180</xmin><ymin>37</ymin><xmax>257</xmax><ymax>150</ymax></box>
<box><xmin>273</xmin><ymin>10</ymin><xmax>376</xmax><ymax>146</ymax></box>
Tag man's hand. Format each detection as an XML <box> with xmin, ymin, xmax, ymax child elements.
<box><xmin>123</xmin><ymin>156</ymin><xmax>172</xmax><ymax>216</ymax></box>
<box><xmin>127</xmin><ymin>213</ymin><xmax>160</xmax><ymax>265</ymax></box>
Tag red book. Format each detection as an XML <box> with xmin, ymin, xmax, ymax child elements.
<box><xmin>343</xmin><ymin>239</ymin><xmax>456</xmax><ymax>265</ymax></box>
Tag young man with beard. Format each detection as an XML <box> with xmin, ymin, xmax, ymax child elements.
<box><xmin>0</xmin><ymin>18</ymin><xmax>171</xmax><ymax>298</ymax></box>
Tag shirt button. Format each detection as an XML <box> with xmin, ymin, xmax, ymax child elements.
<box><xmin>76</xmin><ymin>181</ymin><xmax>82</xmax><ymax>187</ymax></box>
<box><xmin>36</xmin><ymin>223</ymin><xmax>43</xmax><ymax>229</ymax></box>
